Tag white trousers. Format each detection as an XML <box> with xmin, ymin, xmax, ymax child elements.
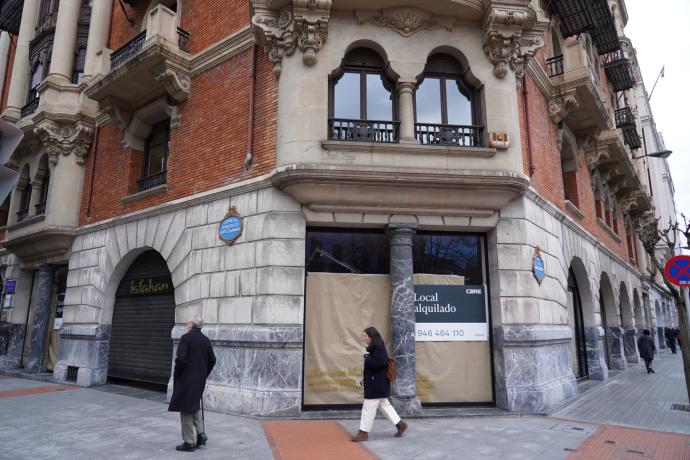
<box><xmin>359</xmin><ymin>398</ymin><xmax>401</xmax><ymax>432</ymax></box>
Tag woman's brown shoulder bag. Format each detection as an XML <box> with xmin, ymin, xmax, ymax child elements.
<box><xmin>387</xmin><ymin>358</ymin><xmax>397</xmax><ymax>381</ymax></box>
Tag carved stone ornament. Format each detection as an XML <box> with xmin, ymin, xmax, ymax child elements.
<box><xmin>481</xmin><ymin>1</ymin><xmax>548</xmax><ymax>80</ymax></box>
<box><xmin>100</xmin><ymin>96</ymin><xmax>132</xmax><ymax>130</ymax></box>
<box><xmin>251</xmin><ymin>0</ymin><xmax>332</xmax><ymax>78</ymax></box>
<box><xmin>354</xmin><ymin>7</ymin><xmax>455</xmax><ymax>37</ymax></box>
<box><xmin>34</xmin><ymin>120</ymin><xmax>94</xmax><ymax>166</ymax></box>
<box><xmin>549</xmin><ymin>92</ymin><xmax>579</xmax><ymax>124</ymax></box>
<box><xmin>585</xmin><ymin>146</ymin><xmax>610</xmax><ymax>169</ymax></box>
<box><xmin>153</xmin><ymin>66</ymin><xmax>191</xmax><ymax>102</ymax></box>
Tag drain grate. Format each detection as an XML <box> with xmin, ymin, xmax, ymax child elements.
<box><xmin>670</xmin><ymin>403</ymin><xmax>690</xmax><ymax>412</ymax></box>
<box><xmin>66</xmin><ymin>366</ymin><xmax>79</xmax><ymax>383</ymax></box>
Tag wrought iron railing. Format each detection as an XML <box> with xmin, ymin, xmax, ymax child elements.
<box><xmin>137</xmin><ymin>170</ymin><xmax>167</xmax><ymax>191</ymax></box>
<box><xmin>548</xmin><ymin>0</ymin><xmax>594</xmax><ymax>38</ymax></box>
<box><xmin>111</xmin><ymin>31</ymin><xmax>146</xmax><ymax>70</ymax></box>
<box><xmin>415</xmin><ymin>123</ymin><xmax>484</xmax><ymax>147</ymax></box>
<box><xmin>35</xmin><ymin>201</ymin><xmax>46</xmax><ymax>215</ymax></box>
<box><xmin>328</xmin><ymin>119</ymin><xmax>399</xmax><ymax>143</ymax></box>
<box><xmin>546</xmin><ymin>55</ymin><xmax>564</xmax><ymax>77</ymax></box>
<box><xmin>177</xmin><ymin>27</ymin><xmax>190</xmax><ymax>52</ymax></box>
<box><xmin>614</xmin><ymin>107</ymin><xmax>635</xmax><ymax>127</ymax></box>
<box><xmin>20</xmin><ymin>97</ymin><xmax>39</xmax><ymax>118</ymax></box>
<box><xmin>604</xmin><ymin>50</ymin><xmax>634</xmax><ymax>92</ymax></box>
<box><xmin>16</xmin><ymin>209</ymin><xmax>28</xmax><ymax>222</ymax></box>
<box><xmin>614</xmin><ymin>107</ymin><xmax>642</xmax><ymax>150</ymax></box>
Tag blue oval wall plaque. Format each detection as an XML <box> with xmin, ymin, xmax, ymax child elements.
<box><xmin>533</xmin><ymin>246</ymin><xmax>545</xmax><ymax>285</ymax></box>
<box><xmin>219</xmin><ymin>207</ymin><xmax>243</xmax><ymax>245</ymax></box>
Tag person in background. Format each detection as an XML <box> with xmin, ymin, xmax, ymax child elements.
<box><xmin>638</xmin><ymin>329</ymin><xmax>656</xmax><ymax>374</ymax></box>
<box><xmin>351</xmin><ymin>327</ymin><xmax>408</xmax><ymax>442</ymax></box>
<box><xmin>168</xmin><ymin>316</ymin><xmax>216</xmax><ymax>452</ymax></box>
<box><xmin>667</xmin><ymin>328</ymin><xmax>677</xmax><ymax>354</ymax></box>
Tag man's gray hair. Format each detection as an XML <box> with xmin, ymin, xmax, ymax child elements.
<box><xmin>189</xmin><ymin>316</ymin><xmax>204</xmax><ymax>329</ymax></box>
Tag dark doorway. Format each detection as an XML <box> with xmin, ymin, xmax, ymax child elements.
<box><xmin>568</xmin><ymin>269</ymin><xmax>588</xmax><ymax>380</ymax></box>
<box><xmin>108</xmin><ymin>251</ymin><xmax>175</xmax><ymax>388</ymax></box>
<box><xmin>599</xmin><ymin>289</ymin><xmax>611</xmax><ymax>368</ymax></box>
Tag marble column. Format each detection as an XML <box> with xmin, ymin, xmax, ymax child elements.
<box><xmin>25</xmin><ymin>265</ymin><xmax>56</xmax><ymax>373</ymax></box>
<box><xmin>4</xmin><ymin>0</ymin><xmax>40</xmax><ymax>119</ymax></box>
<box><xmin>396</xmin><ymin>81</ymin><xmax>417</xmax><ymax>143</ymax></box>
<box><xmin>48</xmin><ymin>0</ymin><xmax>81</xmax><ymax>81</ymax></box>
<box><xmin>584</xmin><ymin>326</ymin><xmax>608</xmax><ymax>380</ymax></box>
<box><xmin>606</xmin><ymin>326</ymin><xmax>627</xmax><ymax>370</ymax></box>
<box><xmin>83</xmin><ymin>0</ymin><xmax>113</xmax><ymax>78</ymax></box>
<box><xmin>386</xmin><ymin>223</ymin><xmax>422</xmax><ymax>416</ymax></box>
<box><xmin>623</xmin><ymin>328</ymin><xmax>640</xmax><ymax>363</ymax></box>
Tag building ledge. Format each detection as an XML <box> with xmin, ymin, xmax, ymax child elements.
<box><xmin>2</xmin><ymin>225</ymin><xmax>76</xmax><ymax>263</ymax></box>
<box><xmin>597</xmin><ymin>218</ymin><xmax>622</xmax><ymax>243</ymax></box>
<box><xmin>565</xmin><ymin>200</ymin><xmax>584</xmax><ymax>219</ymax></box>
<box><xmin>122</xmin><ymin>184</ymin><xmax>168</xmax><ymax>204</ymax></box>
<box><xmin>6</xmin><ymin>214</ymin><xmax>45</xmax><ymax>231</ymax></box>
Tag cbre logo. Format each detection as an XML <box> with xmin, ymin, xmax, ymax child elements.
<box><xmin>465</xmin><ymin>288</ymin><xmax>482</xmax><ymax>294</ymax></box>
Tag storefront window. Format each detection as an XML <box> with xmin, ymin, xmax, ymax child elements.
<box><xmin>413</xmin><ymin>233</ymin><xmax>484</xmax><ymax>283</ymax></box>
<box><xmin>306</xmin><ymin>229</ymin><xmax>389</xmax><ymax>274</ymax></box>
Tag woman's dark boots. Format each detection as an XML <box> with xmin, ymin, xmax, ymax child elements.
<box><xmin>395</xmin><ymin>420</ymin><xmax>408</xmax><ymax>437</ymax></box>
<box><xmin>351</xmin><ymin>430</ymin><xmax>369</xmax><ymax>442</ymax></box>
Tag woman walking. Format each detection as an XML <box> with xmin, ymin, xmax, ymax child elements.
<box><xmin>637</xmin><ymin>329</ymin><xmax>656</xmax><ymax>374</ymax></box>
<box><xmin>351</xmin><ymin>327</ymin><xmax>408</xmax><ymax>442</ymax></box>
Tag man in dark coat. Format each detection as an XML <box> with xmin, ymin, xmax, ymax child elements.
<box><xmin>637</xmin><ymin>329</ymin><xmax>656</xmax><ymax>374</ymax></box>
<box><xmin>667</xmin><ymin>328</ymin><xmax>677</xmax><ymax>354</ymax></box>
<box><xmin>168</xmin><ymin>316</ymin><xmax>216</xmax><ymax>452</ymax></box>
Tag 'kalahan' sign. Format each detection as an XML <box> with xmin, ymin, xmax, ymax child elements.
<box><xmin>414</xmin><ymin>284</ymin><xmax>488</xmax><ymax>342</ymax></box>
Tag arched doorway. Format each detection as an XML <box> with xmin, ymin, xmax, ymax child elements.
<box><xmin>600</xmin><ymin>273</ymin><xmax>625</xmax><ymax>370</ymax></box>
<box><xmin>108</xmin><ymin>251</ymin><xmax>175</xmax><ymax>386</ymax></box>
<box><xmin>567</xmin><ymin>268</ymin><xmax>588</xmax><ymax>379</ymax></box>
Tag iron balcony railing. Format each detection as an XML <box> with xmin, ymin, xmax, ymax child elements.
<box><xmin>110</xmin><ymin>31</ymin><xmax>146</xmax><ymax>70</ymax></box>
<box><xmin>35</xmin><ymin>201</ymin><xmax>46</xmax><ymax>215</ymax></box>
<box><xmin>604</xmin><ymin>50</ymin><xmax>635</xmax><ymax>92</ymax></box>
<box><xmin>0</xmin><ymin>0</ymin><xmax>23</xmax><ymax>35</ymax></box>
<box><xmin>415</xmin><ymin>123</ymin><xmax>484</xmax><ymax>148</ymax></box>
<box><xmin>549</xmin><ymin>0</ymin><xmax>594</xmax><ymax>38</ymax></box>
<box><xmin>328</xmin><ymin>119</ymin><xmax>399</xmax><ymax>143</ymax></box>
<box><xmin>614</xmin><ymin>107</ymin><xmax>642</xmax><ymax>150</ymax></box>
<box><xmin>16</xmin><ymin>208</ymin><xmax>28</xmax><ymax>222</ymax></box>
<box><xmin>137</xmin><ymin>170</ymin><xmax>167</xmax><ymax>191</ymax></box>
<box><xmin>546</xmin><ymin>55</ymin><xmax>565</xmax><ymax>77</ymax></box>
<box><xmin>20</xmin><ymin>97</ymin><xmax>39</xmax><ymax>118</ymax></box>
<box><xmin>177</xmin><ymin>27</ymin><xmax>190</xmax><ymax>52</ymax></box>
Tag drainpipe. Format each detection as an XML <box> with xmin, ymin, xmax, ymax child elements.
<box><xmin>522</xmin><ymin>75</ymin><xmax>535</xmax><ymax>177</ymax></box>
<box><xmin>85</xmin><ymin>126</ymin><xmax>99</xmax><ymax>217</ymax></box>
<box><xmin>244</xmin><ymin>44</ymin><xmax>257</xmax><ymax>170</ymax></box>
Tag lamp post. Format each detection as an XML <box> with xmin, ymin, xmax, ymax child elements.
<box><xmin>632</xmin><ymin>149</ymin><xmax>673</xmax><ymax>160</ymax></box>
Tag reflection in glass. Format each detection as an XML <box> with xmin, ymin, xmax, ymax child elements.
<box><xmin>446</xmin><ymin>80</ymin><xmax>472</xmax><ymax>126</ymax></box>
<box><xmin>413</xmin><ymin>233</ymin><xmax>484</xmax><ymax>284</ymax></box>
<box><xmin>334</xmin><ymin>72</ymin><xmax>360</xmax><ymax>119</ymax></box>
<box><xmin>366</xmin><ymin>74</ymin><xmax>392</xmax><ymax>121</ymax></box>
<box><xmin>415</xmin><ymin>78</ymin><xmax>442</xmax><ymax>124</ymax></box>
<box><xmin>306</xmin><ymin>229</ymin><xmax>389</xmax><ymax>274</ymax></box>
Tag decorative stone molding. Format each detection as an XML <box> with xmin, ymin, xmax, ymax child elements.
<box><xmin>481</xmin><ymin>0</ymin><xmax>548</xmax><ymax>79</ymax></box>
<box><xmin>153</xmin><ymin>67</ymin><xmax>191</xmax><ymax>102</ymax></box>
<box><xmin>100</xmin><ymin>97</ymin><xmax>132</xmax><ymax>130</ymax></box>
<box><xmin>34</xmin><ymin>120</ymin><xmax>94</xmax><ymax>166</ymax></box>
<box><xmin>549</xmin><ymin>92</ymin><xmax>579</xmax><ymax>124</ymax></box>
<box><xmin>251</xmin><ymin>0</ymin><xmax>332</xmax><ymax>77</ymax></box>
<box><xmin>585</xmin><ymin>146</ymin><xmax>610</xmax><ymax>169</ymax></box>
<box><xmin>354</xmin><ymin>7</ymin><xmax>455</xmax><ymax>37</ymax></box>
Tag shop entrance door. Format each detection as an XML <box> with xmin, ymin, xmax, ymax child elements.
<box><xmin>108</xmin><ymin>251</ymin><xmax>175</xmax><ymax>386</ymax></box>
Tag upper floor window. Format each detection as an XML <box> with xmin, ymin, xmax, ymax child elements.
<box><xmin>28</xmin><ymin>63</ymin><xmax>44</xmax><ymax>102</ymax></box>
<box><xmin>329</xmin><ymin>47</ymin><xmax>398</xmax><ymax>143</ymax></box>
<box><xmin>72</xmin><ymin>47</ymin><xmax>86</xmax><ymax>84</ymax></box>
<box><xmin>138</xmin><ymin>119</ymin><xmax>170</xmax><ymax>191</ymax></box>
<box><xmin>18</xmin><ymin>182</ymin><xmax>32</xmax><ymax>222</ymax></box>
<box><xmin>37</xmin><ymin>168</ymin><xmax>50</xmax><ymax>215</ymax></box>
<box><xmin>415</xmin><ymin>54</ymin><xmax>482</xmax><ymax>147</ymax></box>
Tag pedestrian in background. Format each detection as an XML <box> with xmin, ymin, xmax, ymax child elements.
<box><xmin>638</xmin><ymin>329</ymin><xmax>656</xmax><ymax>374</ymax></box>
<box><xmin>168</xmin><ymin>316</ymin><xmax>216</xmax><ymax>452</ymax></box>
<box><xmin>351</xmin><ymin>327</ymin><xmax>408</xmax><ymax>442</ymax></box>
<box><xmin>667</xmin><ymin>328</ymin><xmax>678</xmax><ymax>354</ymax></box>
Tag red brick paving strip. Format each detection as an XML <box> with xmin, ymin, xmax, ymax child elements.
<box><xmin>0</xmin><ymin>385</ymin><xmax>77</xmax><ymax>399</ymax></box>
<box><xmin>568</xmin><ymin>424</ymin><xmax>690</xmax><ymax>459</ymax></box>
<box><xmin>261</xmin><ymin>421</ymin><xmax>379</xmax><ymax>460</ymax></box>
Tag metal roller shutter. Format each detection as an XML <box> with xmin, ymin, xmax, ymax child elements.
<box><xmin>108</xmin><ymin>251</ymin><xmax>175</xmax><ymax>385</ymax></box>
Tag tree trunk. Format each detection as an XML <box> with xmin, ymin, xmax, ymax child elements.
<box><xmin>676</xmin><ymin>293</ymin><xmax>690</xmax><ymax>403</ymax></box>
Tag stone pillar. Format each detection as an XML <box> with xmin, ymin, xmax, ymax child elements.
<box><xmin>584</xmin><ymin>326</ymin><xmax>608</xmax><ymax>380</ymax></box>
<box><xmin>386</xmin><ymin>223</ymin><xmax>422</xmax><ymax>416</ymax></box>
<box><xmin>658</xmin><ymin>327</ymin><xmax>666</xmax><ymax>349</ymax></box>
<box><xmin>48</xmin><ymin>0</ymin><xmax>82</xmax><ymax>81</ymax></box>
<box><xmin>4</xmin><ymin>0</ymin><xmax>40</xmax><ymax>119</ymax></box>
<box><xmin>83</xmin><ymin>0</ymin><xmax>113</xmax><ymax>78</ymax></box>
<box><xmin>396</xmin><ymin>81</ymin><xmax>417</xmax><ymax>143</ymax></box>
<box><xmin>607</xmin><ymin>326</ymin><xmax>627</xmax><ymax>370</ymax></box>
<box><xmin>25</xmin><ymin>265</ymin><xmax>56</xmax><ymax>373</ymax></box>
<box><xmin>623</xmin><ymin>328</ymin><xmax>639</xmax><ymax>363</ymax></box>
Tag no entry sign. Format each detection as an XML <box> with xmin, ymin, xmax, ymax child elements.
<box><xmin>664</xmin><ymin>255</ymin><xmax>690</xmax><ymax>286</ymax></box>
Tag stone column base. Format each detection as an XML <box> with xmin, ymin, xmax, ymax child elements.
<box><xmin>390</xmin><ymin>395</ymin><xmax>422</xmax><ymax>417</ymax></box>
<box><xmin>584</xmin><ymin>326</ymin><xmax>609</xmax><ymax>380</ymax></box>
<box><xmin>607</xmin><ymin>327</ymin><xmax>627</xmax><ymax>370</ymax></box>
<box><xmin>0</xmin><ymin>323</ymin><xmax>26</xmax><ymax>369</ymax></box>
<box><xmin>53</xmin><ymin>324</ymin><xmax>111</xmax><ymax>386</ymax></box>
<box><xmin>624</xmin><ymin>328</ymin><xmax>640</xmax><ymax>364</ymax></box>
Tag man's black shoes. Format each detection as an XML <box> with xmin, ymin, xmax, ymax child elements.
<box><xmin>197</xmin><ymin>433</ymin><xmax>208</xmax><ymax>448</ymax></box>
<box><xmin>176</xmin><ymin>442</ymin><xmax>196</xmax><ymax>452</ymax></box>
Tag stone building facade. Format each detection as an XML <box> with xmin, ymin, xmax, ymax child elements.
<box><xmin>0</xmin><ymin>0</ymin><xmax>681</xmax><ymax>417</ymax></box>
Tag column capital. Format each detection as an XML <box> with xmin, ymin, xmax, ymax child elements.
<box><xmin>385</xmin><ymin>223</ymin><xmax>418</xmax><ymax>244</ymax></box>
<box><xmin>395</xmin><ymin>81</ymin><xmax>416</xmax><ymax>93</ymax></box>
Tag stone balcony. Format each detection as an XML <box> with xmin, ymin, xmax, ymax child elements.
<box><xmin>84</xmin><ymin>5</ymin><xmax>191</xmax><ymax>129</ymax></box>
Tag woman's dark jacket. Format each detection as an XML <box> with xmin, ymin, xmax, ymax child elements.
<box><xmin>168</xmin><ymin>328</ymin><xmax>216</xmax><ymax>413</ymax></box>
<box><xmin>637</xmin><ymin>335</ymin><xmax>656</xmax><ymax>360</ymax></box>
<box><xmin>363</xmin><ymin>343</ymin><xmax>390</xmax><ymax>399</ymax></box>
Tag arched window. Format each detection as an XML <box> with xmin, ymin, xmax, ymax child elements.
<box><xmin>18</xmin><ymin>183</ymin><xmax>32</xmax><ymax>222</ymax></box>
<box><xmin>329</xmin><ymin>47</ymin><xmax>397</xmax><ymax>143</ymax></box>
<box><xmin>415</xmin><ymin>54</ymin><xmax>481</xmax><ymax>146</ymax></box>
<box><xmin>139</xmin><ymin>119</ymin><xmax>170</xmax><ymax>191</ymax></box>
<box><xmin>36</xmin><ymin>168</ymin><xmax>50</xmax><ymax>215</ymax></box>
<box><xmin>72</xmin><ymin>47</ymin><xmax>86</xmax><ymax>84</ymax></box>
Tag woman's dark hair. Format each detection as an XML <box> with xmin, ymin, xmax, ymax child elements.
<box><xmin>643</xmin><ymin>329</ymin><xmax>650</xmax><ymax>335</ymax></box>
<box><xmin>364</xmin><ymin>327</ymin><xmax>385</xmax><ymax>349</ymax></box>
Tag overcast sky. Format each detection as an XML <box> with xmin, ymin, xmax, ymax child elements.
<box><xmin>625</xmin><ymin>0</ymin><xmax>690</xmax><ymax>231</ymax></box>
